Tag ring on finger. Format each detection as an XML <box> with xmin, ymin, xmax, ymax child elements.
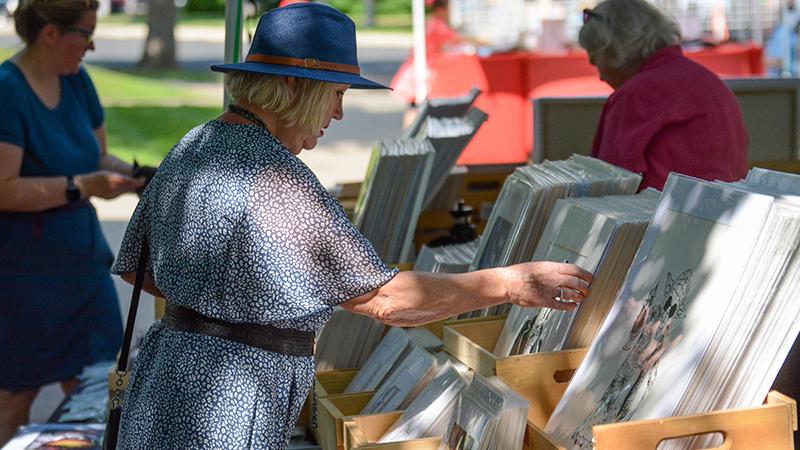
<box><xmin>555</xmin><ymin>286</ymin><xmax>565</xmax><ymax>302</ymax></box>
<box><xmin>555</xmin><ymin>286</ymin><xmax>579</xmax><ymax>304</ymax></box>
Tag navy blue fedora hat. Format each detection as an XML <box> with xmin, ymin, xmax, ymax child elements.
<box><xmin>211</xmin><ymin>3</ymin><xmax>387</xmax><ymax>89</ymax></box>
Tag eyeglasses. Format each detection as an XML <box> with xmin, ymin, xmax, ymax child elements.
<box><xmin>62</xmin><ymin>25</ymin><xmax>94</xmax><ymax>45</ymax></box>
<box><xmin>582</xmin><ymin>8</ymin><xmax>604</xmax><ymax>24</ymax></box>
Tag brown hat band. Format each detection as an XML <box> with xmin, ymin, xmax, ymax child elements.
<box><xmin>246</xmin><ymin>54</ymin><xmax>361</xmax><ymax>75</ymax></box>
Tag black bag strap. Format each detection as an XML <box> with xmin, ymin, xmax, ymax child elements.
<box><xmin>103</xmin><ymin>237</ymin><xmax>150</xmax><ymax>450</ymax></box>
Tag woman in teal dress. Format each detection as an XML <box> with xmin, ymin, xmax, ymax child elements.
<box><xmin>0</xmin><ymin>0</ymin><xmax>144</xmax><ymax>444</ymax></box>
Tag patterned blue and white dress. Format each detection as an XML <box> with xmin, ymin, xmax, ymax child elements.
<box><xmin>111</xmin><ymin>120</ymin><xmax>397</xmax><ymax>449</ymax></box>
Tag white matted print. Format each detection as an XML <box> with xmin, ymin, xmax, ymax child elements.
<box><xmin>518</xmin><ymin>241</ymin><xmax>593</xmax><ymax>354</ymax></box>
<box><xmin>494</xmin><ymin>198</ymin><xmax>613</xmax><ymax>357</ymax></box>
<box><xmin>544</xmin><ymin>175</ymin><xmax>774</xmax><ymax>449</ymax></box>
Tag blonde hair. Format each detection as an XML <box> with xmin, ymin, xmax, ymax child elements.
<box><xmin>225</xmin><ymin>72</ymin><xmax>335</xmax><ymax>134</ymax></box>
<box><xmin>579</xmin><ymin>0</ymin><xmax>681</xmax><ymax>70</ymax></box>
<box><xmin>15</xmin><ymin>0</ymin><xmax>99</xmax><ymax>44</ymax></box>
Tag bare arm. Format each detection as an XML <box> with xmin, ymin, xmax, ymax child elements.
<box><xmin>0</xmin><ymin>142</ymin><xmax>76</xmax><ymax>212</ymax></box>
<box><xmin>0</xmin><ymin>136</ymin><xmax>144</xmax><ymax>212</ymax></box>
<box><xmin>121</xmin><ymin>271</ymin><xmax>165</xmax><ymax>298</ymax></box>
<box><xmin>342</xmin><ymin>261</ymin><xmax>593</xmax><ymax>327</ymax></box>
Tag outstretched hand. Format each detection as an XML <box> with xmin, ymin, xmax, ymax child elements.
<box><xmin>504</xmin><ymin>261</ymin><xmax>593</xmax><ymax>311</ymax></box>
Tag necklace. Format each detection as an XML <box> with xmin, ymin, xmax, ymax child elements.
<box><xmin>226</xmin><ymin>104</ymin><xmax>267</xmax><ymax>130</ymax></box>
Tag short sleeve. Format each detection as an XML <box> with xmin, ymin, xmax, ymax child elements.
<box><xmin>0</xmin><ymin>74</ymin><xmax>25</xmax><ymax>148</ymax></box>
<box><xmin>245</xmin><ymin>159</ymin><xmax>398</xmax><ymax>308</ymax></box>
<box><xmin>78</xmin><ymin>66</ymin><xmax>104</xmax><ymax>128</ymax></box>
<box><xmin>592</xmin><ymin>90</ymin><xmax>662</xmax><ymax>175</ymax></box>
<box><xmin>112</xmin><ymin>196</ymin><xmax>151</xmax><ymax>275</ymax></box>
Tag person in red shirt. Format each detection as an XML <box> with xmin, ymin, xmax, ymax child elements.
<box><xmin>391</xmin><ymin>0</ymin><xmax>465</xmax><ymax>127</ymax></box>
<box><xmin>278</xmin><ymin>0</ymin><xmax>308</xmax><ymax>7</ymax></box>
<box><xmin>580</xmin><ymin>0</ymin><xmax>748</xmax><ymax>190</ymax></box>
<box><xmin>424</xmin><ymin>0</ymin><xmax>461</xmax><ymax>52</ymax></box>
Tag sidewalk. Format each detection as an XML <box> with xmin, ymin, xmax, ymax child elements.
<box><xmin>0</xmin><ymin>18</ymin><xmax>412</xmax><ymax>48</ymax></box>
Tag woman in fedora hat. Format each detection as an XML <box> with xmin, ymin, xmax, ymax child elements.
<box><xmin>112</xmin><ymin>3</ymin><xmax>592</xmax><ymax>448</ymax></box>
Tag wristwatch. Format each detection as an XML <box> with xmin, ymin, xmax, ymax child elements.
<box><xmin>65</xmin><ymin>175</ymin><xmax>81</xmax><ymax>203</ymax></box>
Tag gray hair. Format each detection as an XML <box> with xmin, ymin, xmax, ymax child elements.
<box><xmin>579</xmin><ymin>0</ymin><xmax>682</xmax><ymax>70</ymax></box>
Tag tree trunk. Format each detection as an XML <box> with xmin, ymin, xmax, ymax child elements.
<box><xmin>138</xmin><ymin>0</ymin><xmax>177</xmax><ymax>70</ymax></box>
<box><xmin>364</xmin><ymin>0</ymin><xmax>375</xmax><ymax>27</ymax></box>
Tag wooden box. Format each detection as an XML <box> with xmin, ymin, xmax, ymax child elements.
<box><xmin>309</xmin><ymin>316</ymin><xmax>469</xmax><ymax>447</ymax></box>
<box><xmin>317</xmin><ymin>392</ymin><xmax>388</xmax><ymax>450</ymax></box>
<box><xmin>442</xmin><ymin>316</ymin><xmax>587</xmax><ymax>378</ymax></box>
<box><xmin>442</xmin><ymin>316</ymin><xmax>586</xmax><ymax>431</ymax></box>
<box><xmin>315</xmin><ymin>368</ymin><xmax>361</xmax><ymax>398</ymax></box>
<box><xmin>342</xmin><ymin>411</ymin><xmax>440</xmax><ymax>450</ymax></box>
<box><xmin>444</xmin><ymin>316</ymin><xmax>798</xmax><ymax>449</ymax></box>
<box><xmin>491</xmin><ymin>337</ymin><xmax>797</xmax><ymax>449</ymax></box>
<box><xmin>310</xmin><ymin>369</ymin><xmax>362</xmax><ymax>442</ymax></box>
<box><xmin>507</xmin><ymin>351</ymin><xmax>798</xmax><ymax>450</ymax></box>
<box><xmin>589</xmin><ymin>391</ymin><xmax>797</xmax><ymax>450</ymax></box>
<box><xmin>522</xmin><ymin>380</ymin><xmax>797</xmax><ymax>450</ymax></box>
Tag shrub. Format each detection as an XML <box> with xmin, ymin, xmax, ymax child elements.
<box><xmin>185</xmin><ymin>0</ymin><xmax>225</xmax><ymax>13</ymax></box>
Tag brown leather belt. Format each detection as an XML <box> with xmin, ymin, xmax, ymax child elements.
<box><xmin>162</xmin><ymin>304</ymin><xmax>315</xmax><ymax>357</ymax></box>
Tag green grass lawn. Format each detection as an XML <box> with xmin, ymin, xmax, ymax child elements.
<box><xmin>87</xmin><ymin>65</ymin><xmax>220</xmax><ymax>105</ymax></box>
<box><xmin>105</xmin><ymin>106</ymin><xmax>220</xmax><ymax>166</ymax></box>
<box><xmin>88</xmin><ymin>66</ymin><xmax>222</xmax><ymax>164</ymax></box>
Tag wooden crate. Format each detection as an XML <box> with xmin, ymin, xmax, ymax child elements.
<box><xmin>316</xmin><ymin>369</ymin><xmax>361</xmax><ymax>398</ymax></box>
<box><xmin>344</xmin><ymin>330</ymin><xmax>795</xmax><ymax>449</ymax></box>
<box><xmin>392</xmin><ymin>263</ymin><xmax>415</xmax><ymax>272</ymax></box>
<box><xmin>443</xmin><ymin>316</ymin><xmax>798</xmax><ymax>449</ymax></box>
<box><xmin>522</xmin><ymin>389</ymin><xmax>797</xmax><ymax>450</ymax></box>
<box><xmin>310</xmin><ymin>370</ymin><xmax>366</xmax><ymax>447</ymax></box>
<box><xmin>488</xmin><ymin>339</ymin><xmax>798</xmax><ymax>449</ymax></box>
<box><xmin>442</xmin><ymin>316</ymin><xmax>505</xmax><ymax>376</ymax></box>
<box><xmin>309</xmin><ymin>316</ymin><xmax>476</xmax><ymax>446</ymax></box>
<box><xmin>317</xmin><ymin>392</ymin><xmax>380</xmax><ymax>450</ymax></box>
<box><xmin>417</xmin><ymin>314</ymin><xmax>503</xmax><ymax>342</ymax></box>
<box><xmin>310</xmin><ymin>369</ymin><xmax>362</xmax><ymax>440</ymax></box>
<box><xmin>442</xmin><ymin>316</ymin><xmax>586</xmax><ymax>379</ymax></box>
<box><xmin>442</xmin><ymin>316</ymin><xmax>586</xmax><ymax>433</ymax></box>
<box><xmin>342</xmin><ymin>411</ymin><xmax>441</xmax><ymax>450</ymax></box>
<box><xmin>591</xmin><ymin>391</ymin><xmax>797</xmax><ymax>450</ymax></box>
